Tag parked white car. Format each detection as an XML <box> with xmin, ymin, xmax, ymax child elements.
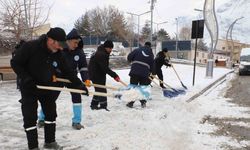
<box><xmin>110</xmin><ymin>49</ymin><xmax>120</xmax><ymax>56</ymax></box>
<box><xmin>83</xmin><ymin>48</ymin><xmax>95</xmax><ymax>58</ymax></box>
<box><xmin>239</xmin><ymin>48</ymin><xmax>250</xmax><ymax>75</ymax></box>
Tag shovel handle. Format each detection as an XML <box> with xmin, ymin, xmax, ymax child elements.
<box><xmin>148</xmin><ymin>76</ymin><xmax>159</xmax><ymax>86</ymax></box>
<box><xmin>55</xmin><ymin>77</ymin><xmax>119</xmax><ymax>90</ymax></box>
<box><xmin>36</xmin><ymin>85</ymin><xmax>114</xmax><ymax>97</ymax></box>
<box><xmin>119</xmin><ymin>80</ymin><xmax>128</xmax><ymax>87</ymax></box>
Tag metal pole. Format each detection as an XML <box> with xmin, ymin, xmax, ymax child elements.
<box><xmin>204</xmin><ymin>0</ymin><xmax>219</xmax><ymax>78</ymax></box>
<box><xmin>127</xmin><ymin>11</ymin><xmax>151</xmax><ymax>48</ymax></box>
<box><xmin>23</xmin><ymin>0</ymin><xmax>29</xmax><ymax>36</ymax></box>
<box><xmin>175</xmin><ymin>18</ymin><xmax>179</xmax><ymax>58</ymax></box>
<box><xmin>227</xmin><ymin>17</ymin><xmax>244</xmax><ymax>66</ymax></box>
<box><xmin>193</xmin><ymin>38</ymin><xmax>198</xmax><ymax>86</ymax></box>
<box><xmin>138</xmin><ymin>16</ymin><xmax>140</xmax><ymax>47</ymax></box>
<box><xmin>153</xmin><ymin>21</ymin><xmax>168</xmax><ymax>34</ymax></box>
<box><xmin>150</xmin><ymin>0</ymin><xmax>155</xmax><ymax>44</ymax></box>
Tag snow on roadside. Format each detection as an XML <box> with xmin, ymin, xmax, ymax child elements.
<box><xmin>1</xmin><ymin>64</ymin><xmax>249</xmax><ymax>150</ymax></box>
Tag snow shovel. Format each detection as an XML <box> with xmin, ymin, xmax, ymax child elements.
<box><xmin>171</xmin><ymin>66</ymin><xmax>188</xmax><ymax>89</ymax></box>
<box><xmin>149</xmin><ymin>76</ymin><xmax>178</xmax><ymax>98</ymax></box>
<box><xmin>152</xmin><ymin>76</ymin><xmax>186</xmax><ymax>95</ymax></box>
<box><xmin>54</xmin><ymin>77</ymin><xmax>120</xmax><ymax>90</ymax></box>
<box><xmin>165</xmin><ymin>52</ymin><xmax>187</xmax><ymax>89</ymax></box>
<box><xmin>52</xmin><ymin>78</ymin><xmax>145</xmax><ymax>102</ymax></box>
<box><xmin>36</xmin><ymin>85</ymin><xmax>144</xmax><ymax>102</ymax></box>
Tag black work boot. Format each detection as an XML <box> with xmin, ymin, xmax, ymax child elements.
<box><xmin>99</xmin><ymin>105</ymin><xmax>110</xmax><ymax>111</ymax></box>
<box><xmin>140</xmin><ymin>100</ymin><xmax>147</xmax><ymax>108</ymax></box>
<box><xmin>30</xmin><ymin>148</ymin><xmax>40</xmax><ymax>150</ymax></box>
<box><xmin>90</xmin><ymin>105</ymin><xmax>99</xmax><ymax>110</ymax></box>
<box><xmin>26</xmin><ymin>128</ymin><xmax>38</xmax><ymax>150</ymax></box>
<box><xmin>72</xmin><ymin>123</ymin><xmax>84</xmax><ymax>130</ymax></box>
<box><xmin>43</xmin><ymin>141</ymin><xmax>63</xmax><ymax>150</ymax></box>
<box><xmin>126</xmin><ymin>101</ymin><xmax>135</xmax><ymax>108</ymax></box>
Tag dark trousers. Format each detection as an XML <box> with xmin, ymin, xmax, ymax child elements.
<box><xmin>70</xmin><ymin>92</ymin><xmax>81</xmax><ymax>103</ymax></box>
<box><xmin>90</xmin><ymin>78</ymin><xmax>107</xmax><ymax>108</ymax></box>
<box><xmin>20</xmin><ymin>91</ymin><xmax>60</xmax><ymax>149</ymax></box>
<box><xmin>67</xmin><ymin>83</ymin><xmax>81</xmax><ymax>103</ymax></box>
<box><xmin>130</xmin><ymin>74</ymin><xmax>151</xmax><ymax>86</ymax></box>
<box><xmin>155</xmin><ymin>68</ymin><xmax>163</xmax><ymax>81</ymax></box>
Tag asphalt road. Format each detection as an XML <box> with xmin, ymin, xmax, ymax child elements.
<box><xmin>208</xmin><ymin>72</ymin><xmax>250</xmax><ymax>150</ymax></box>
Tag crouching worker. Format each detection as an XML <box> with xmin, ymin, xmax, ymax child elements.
<box><xmin>126</xmin><ymin>42</ymin><xmax>154</xmax><ymax>108</ymax></box>
<box><xmin>38</xmin><ymin>29</ymin><xmax>90</xmax><ymax>130</ymax></box>
<box><xmin>11</xmin><ymin>27</ymin><xmax>88</xmax><ymax>150</ymax></box>
<box><xmin>152</xmin><ymin>47</ymin><xmax>172</xmax><ymax>89</ymax></box>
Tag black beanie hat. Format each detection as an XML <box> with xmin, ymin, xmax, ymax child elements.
<box><xmin>66</xmin><ymin>28</ymin><xmax>81</xmax><ymax>40</ymax></box>
<box><xmin>47</xmin><ymin>27</ymin><xmax>66</xmax><ymax>42</ymax></box>
<box><xmin>162</xmin><ymin>47</ymin><xmax>168</xmax><ymax>52</ymax></box>
<box><xmin>103</xmin><ymin>40</ymin><xmax>114</xmax><ymax>48</ymax></box>
<box><xmin>144</xmin><ymin>42</ymin><xmax>151</xmax><ymax>47</ymax></box>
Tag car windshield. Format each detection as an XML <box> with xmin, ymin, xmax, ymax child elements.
<box><xmin>240</xmin><ymin>55</ymin><xmax>250</xmax><ymax>62</ymax></box>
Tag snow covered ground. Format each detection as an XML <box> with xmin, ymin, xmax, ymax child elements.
<box><xmin>0</xmin><ymin>64</ymin><xmax>249</xmax><ymax>150</ymax></box>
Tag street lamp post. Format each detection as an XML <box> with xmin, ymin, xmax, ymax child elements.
<box><xmin>194</xmin><ymin>8</ymin><xmax>203</xmax><ymax>19</ymax></box>
<box><xmin>203</xmin><ymin>0</ymin><xmax>219</xmax><ymax>78</ymax></box>
<box><xmin>127</xmin><ymin>11</ymin><xmax>151</xmax><ymax>47</ymax></box>
<box><xmin>153</xmin><ymin>21</ymin><xmax>168</xmax><ymax>34</ymax></box>
<box><xmin>226</xmin><ymin>17</ymin><xmax>244</xmax><ymax>68</ymax></box>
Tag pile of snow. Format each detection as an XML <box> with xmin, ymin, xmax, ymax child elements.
<box><xmin>0</xmin><ymin>64</ymin><xmax>249</xmax><ymax>149</ymax></box>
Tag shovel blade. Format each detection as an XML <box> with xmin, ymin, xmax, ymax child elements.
<box><xmin>176</xmin><ymin>89</ymin><xmax>186</xmax><ymax>94</ymax></box>
<box><xmin>162</xmin><ymin>89</ymin><xmax>179</xmax><ymax>98</ymax></box>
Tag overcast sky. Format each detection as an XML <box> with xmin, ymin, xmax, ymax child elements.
<box><xmin>47</xmin><ymin>0</ymin><xmax>228</xmax><ymax>37</ymax></box>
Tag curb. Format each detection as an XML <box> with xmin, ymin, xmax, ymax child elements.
<box><xmin>186</xmin><ymin>70</ymin><xmax>235</xmax><ymax>103</ymax></box>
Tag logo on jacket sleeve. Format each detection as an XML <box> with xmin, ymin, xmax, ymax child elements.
<box><xmin>142</xmin><ymin>51</ymin><xmax>149</xmax><ymax>57</ymax></box>
<box><xmin>74</xmin><ymin>55</ymin><xmax>80</xmax><ymax>61</ymax></box>
<box><xmin>52</xmin><ymin>61</ymin><xmax>58</xmax><ymax>67</ymax></box>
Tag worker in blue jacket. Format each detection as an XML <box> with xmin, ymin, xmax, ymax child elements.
<box><xmin>126</xmin><ymin>42</ymin><xmax>154</xmax><ymax>108</ymax></box>
<box><xmin>38</xmin><ymin>29</ymin><xmax>90</xmax><ymax>130</ymax></box>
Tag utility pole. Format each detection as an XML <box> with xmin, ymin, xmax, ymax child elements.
<box><xmin>127</xmin><ymin>11</ymin><xmax>151</xmax><ymax>47</ymax></box>
<box><xmin>23</xmin><ymin>0</ymin><xmax>29</xmax><ymax>37</ymax></box>
<box><xmin>150</xmin><ymin>0</ymin><xmax>156</xmax><ymax>44</ymax></box>
<box><xmin>175</xmin><ymin>18</ymin><xmax>179</xmax><ymax>58</ymax></box>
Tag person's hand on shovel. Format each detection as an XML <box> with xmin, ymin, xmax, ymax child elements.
<box><xmin>114</xmin><ymin>76</ymin><xmax>120</xmax><ymax>82</ymax></box>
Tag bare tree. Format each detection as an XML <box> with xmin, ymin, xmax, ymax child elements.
<box><xmin>74</xmin><ymin>5</ymin><xmax>133</xmax><ymax>46</ymax></box>
<box><xmin>0</xmin><ymin>0</ymin><xmax>51</xmax><ymax>41</ymax></box>
<box><xmin>179</xmin><ymin>26</ymin><xmax>191</xmax><ymax>40</ymax></box>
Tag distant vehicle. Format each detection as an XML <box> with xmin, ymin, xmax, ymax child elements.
<box><xmin>239</xmin><ymin>48</ymin><xmax>250</xmax><ymax>75</ymax></box>
<box><xmin>83</xmin><ymin>48</ymin><xmax>95</xmax><ymax>58</ymax></box>
<box><xmin>110</xmin><ymin>49</ymin><xmax>120</xmax><ymax>56</ymax></box>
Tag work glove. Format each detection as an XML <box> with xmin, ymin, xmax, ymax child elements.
<box><xmin>84</xmin><ymin>79</ymin><xmax>91</xmax><ymax>87</ymax></box>
<box><xmin>166</xmin><ymin>63</ymin><xmax>172</xmax><ymax>67</ymax></box>
<box><xmin>114</xmin><ymin>76</ymin><xmax>120</xmax><ymax>82</ymax></box>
